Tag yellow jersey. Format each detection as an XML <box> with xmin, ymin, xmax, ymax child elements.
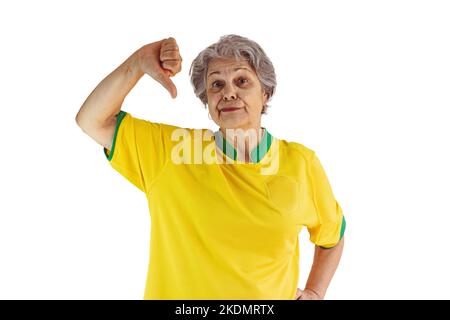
<box><xmin>103</xmin><ymin>110</ymin><xmax>346</xmax><ymax>299</ymax></box>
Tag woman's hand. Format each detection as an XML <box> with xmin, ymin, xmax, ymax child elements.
<box><xmin>294</xmin><ymin>288</ymin><xmax>323</xmax><ymax>300</ymax></box>
<box><xmin>136</xmin><ymin>37</ymin><xmax>182</xmax><ymax>98</ymax></box>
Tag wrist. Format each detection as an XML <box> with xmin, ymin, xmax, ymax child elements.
<box><xmin>122</xmin><ymin>49</ymin><xmax>145</xmax><ymax>80</ymax></box>
<box><xmin>304</xmin><ymin>287</ymin><xmax>324</xmax><ymax>300</ymax></box>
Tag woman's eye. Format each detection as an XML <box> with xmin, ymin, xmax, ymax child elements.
<box><xmin>211</xmin><ymin>78</ymin><xmax>248</xmax><ymax>88</ymax></box>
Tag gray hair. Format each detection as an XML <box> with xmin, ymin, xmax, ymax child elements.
<box><xmin>189</xmin><ymin>34</ymin><xmax>277</xmax><ymax>114</ymax></box>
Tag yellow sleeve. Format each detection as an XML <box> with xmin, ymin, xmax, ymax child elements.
<box><xmin>305</xmin><ymin>152</ymin><xmax>346</xmax><ymax>249</ymax></box>
<box><xmin>103</xmin><ymin>110</ymin><xmax>176</xmax><ymax>194</ymax></box>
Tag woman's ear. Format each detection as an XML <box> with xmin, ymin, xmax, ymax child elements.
<box><xmin>263</xmin><ymin>91</ymin><xmax>268</xmax><ymax>105</ymax></box>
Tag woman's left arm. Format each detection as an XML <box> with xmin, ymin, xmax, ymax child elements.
<box><xmin>295</xmin><ymin>236</ymin><xmax>345</xmax><ymax>300</ymax></box>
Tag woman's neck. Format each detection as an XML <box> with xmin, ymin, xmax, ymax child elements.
<box><xmin>219</xmin><ymin>126</ymin><xmax>265</xmax><ymax>162</ymax></box>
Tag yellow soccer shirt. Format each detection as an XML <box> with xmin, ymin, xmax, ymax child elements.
<box><xmin>103</xmin><ymin>110</ymin><xmax>346</xmax><ymax>300</ymax></box>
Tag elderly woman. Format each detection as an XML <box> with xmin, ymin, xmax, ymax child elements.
<box><xmin>75</xmin><ymin>35</ymin><xmax>346</xmax><ymax>300</ymax></box>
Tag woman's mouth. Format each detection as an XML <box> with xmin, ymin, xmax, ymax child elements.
<box><xmin>221</xmin><ymin>107</ymin><xmax>241</xmax><ymax>113</ymax></box>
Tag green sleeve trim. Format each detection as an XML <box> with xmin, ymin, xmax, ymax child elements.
<box><xmin>103</xmin><ymin>110</ymin><xmax>127</xmax><ymax>161</ymax></box>
<box><xmin>340</xmin><ymin>215</ymin><xmax>346</xmax><ymax>239</ymax></box>
<box><xmin>319</xmin><ymin>215</ymin><xmax>346</xmax><ymax>249</ymax></box>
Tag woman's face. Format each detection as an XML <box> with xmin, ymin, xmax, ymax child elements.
<box><xmin>206</xmin><ymin>57</ymin><xmax>268</xmax><ymax>131</ymax></box>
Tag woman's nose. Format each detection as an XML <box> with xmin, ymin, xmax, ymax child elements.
<box><xmin>222</xmin><ymin>84</ymin><xmax>237</xmax><ymax>100</ymax></box>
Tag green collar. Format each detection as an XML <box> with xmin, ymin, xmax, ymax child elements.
<box><xmin>213</xmin><ymin>128</ymin><xmax>273</xmax><ymax>163</ymax></box>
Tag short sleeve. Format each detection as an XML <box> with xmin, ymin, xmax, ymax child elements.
<box><xmin>305</xmin><ymin>152</ymin><xmax>346</xmax><ymax>249</ymax></box>
<box><xmin>103</xmin><ymin>110</ymin><xmax>177</xmax><ymax>194</ymax></box>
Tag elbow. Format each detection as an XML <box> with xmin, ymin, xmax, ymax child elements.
<box><xmin>75</xmin><ymin>109</ymin><xmax>84</xmax><ymax>127</ymax></box>
<box><xmin>75</xmin><ymin>110</ymin><xmax>89</xmax><ymax>133</ymax></box>
<box><xmin>318</xmin><ymin>236</ymin><xmax>345</xmax><ymax>251</ymax></box>
<box><xmin>75</xmin><ymin>113</ymin><xmax>80</xmax><ymax>127</ymax></box>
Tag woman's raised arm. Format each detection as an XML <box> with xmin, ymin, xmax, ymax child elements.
<box><xmin>75</xmin><ymin>37</ymin><xmax>182</xmax><ymax>149</ymax></box>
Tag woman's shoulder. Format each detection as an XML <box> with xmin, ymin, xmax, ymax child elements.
<box><xmin>124</xmin><ymin>111</ymin><xmax>207</xmax><ymax>135</ymax></box>
<box><xmin>276</xmin><ymin>136</ymin><xmax>316</xmax><ymax>162</ymax></box>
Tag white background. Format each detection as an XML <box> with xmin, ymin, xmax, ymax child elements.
<box><xmin>1</xmin><ymin>0</ymin><xmax>449</xmax><ymax>299</ymax></box>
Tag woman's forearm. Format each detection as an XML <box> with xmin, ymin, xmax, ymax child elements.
<box><xmin>75</xmin><ymin>49</ymin><xmax>144</xmax><ymax>129</ymax></box>
<box><xmin>304</xmin><ymin>236</ymin><xmax>345</xmax><ymax>299</ymax></box>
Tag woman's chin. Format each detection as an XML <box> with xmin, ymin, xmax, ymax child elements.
<box><xmin>219</xmin><ymin>110</ymin><xmax>248</xmax><ymax>128</ymax></box>
<box><xmin>219</xmin><ymin>114</ymin><xmax>249</xmax><ymax>129</ymax></box>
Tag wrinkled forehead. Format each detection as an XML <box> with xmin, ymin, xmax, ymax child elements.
<box><xmin>207</xmin><ymin>57</ymin><xmax>254</xmax><ymax>78</ymax></box>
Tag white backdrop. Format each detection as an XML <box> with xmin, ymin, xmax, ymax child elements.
<box><xmin>1</xmin><ymin>0</ymin><xmax>449</xmax><ymax>299</ymax></box>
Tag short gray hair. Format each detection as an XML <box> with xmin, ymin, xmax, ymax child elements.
<box><xmin>189</xmin><ymin>34</ymin><xmax>277</xmax><ymax>114</ymax></box>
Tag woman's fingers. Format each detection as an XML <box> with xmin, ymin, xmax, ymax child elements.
<box><xmin>161</xmin><ymin>60</ymin><xmax>181</xmax><ymax>76</ymax></box>
<box><xmin>135</xmin><ymin>37</ymin><xmax>181</xmax><ymax>98</ymax></box>
<box><xmin>160</xmin><ymin>37</ymin><xmax>182</xmax><ymax>76</ymax></box>
<box><xmin>152</xmin><ymin>71</ymin><xmax>177</xmax><ymax>98</ymax></box>
<box><xmin>294</xmin><ymin>288</ymin><xmax>303</xmax><ymax>299</ymax></box>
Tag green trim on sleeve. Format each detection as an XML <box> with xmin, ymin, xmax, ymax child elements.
<box><xmin>340</xmin><ymin>215</ymin><xmax>346</xmax><ymax>239</ymax></box>
<box><xmin>319</xmin><ymin>215</ymin><xmax>346</xmax><ymax>250</ymax></box>
<box><xmin>103</xmin><ymin>110</ymin><xmax>127</xmax><ymax>161</ymax></box>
